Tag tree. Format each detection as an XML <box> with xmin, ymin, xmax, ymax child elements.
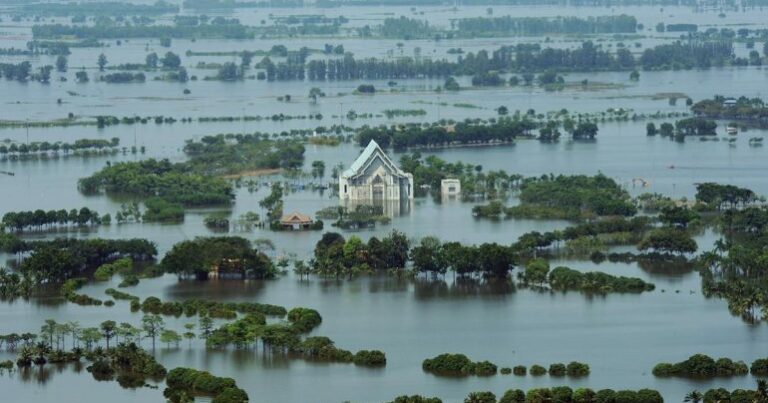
<box><xmin>659</xmin><ymin>206</ymin><xmax>699</xmax><ymax>228</ymax></box>
<box><xmin>145</xmin><ymin>52</ymin><xmax>158</xmax><ymax>68</ymax></box>
<box><xmin>183</xmin><ymin>323</ymin><xmax>196</xmax><ymax>347</ymax></box>
<box><xmin>411</xmin><ymin>236</ymin><xmax>447</xmax><ymax>276</ymax></box>
<box><xmin>161</xmin><ymin>52</ymin><xmax>181</xmax><ymax>69</ymax></box>
<box><xmin>646</xmin><ymin>122</ymin><xmax>657</xmax><ymax>136</ymax></box>
<box><xmin>41</xmin><ymin>319</ymin><xmax>57</xmax><ymax>347</ymax></box>
<box><xmin>638</xmin><ymin>228</ymin><xmax>698</xmax><ymax>255</ymax></box>
<box><xmin>465</xmin><ymin>391</ymin><xmax>496</xmax><ymax>403</ymax></box>
<box><xmin>75</xmin><ymin>70</ymin><xmax>89</xmax><ymax>83</ymax></box>
<box><xmin>142</xmin><ymin>314</ymin><xmax>164</xmax><ymax>351</ymax></box>
<box><xmin>80</xmin><ymin>327</ymin><xmax>102</xmax><ymax>350</ymax></box>
<box><xmin>522</xmin><ymin>258</ymin><xmax>549</xmax><ymax>285</ymax></box>
<box><xmin>309</xmin><ymin>87</ymin><xmax>325</xmax><ymax>103</ymax></box>
<box><xmin>311</xmin><ymin>160</ymin><xmax>326</xmax><ymax>179</ymax></box>
<box><xmin>97</xmin><ymin>53</ymin><xmax>107</xmax><ymax>71</ymax></box>
<box><xmin>160</xmin><ymin>329</ymin><xmax>181</xmax><ymax>348</ymax></box>
<box><xmin>37</xmin><ymin>65</ymin><xmax>53</xmax><ymax>83</ymax></box>
<box><xmin>100</xmin><ymin>320</ymin><xmax>117</xmax><ymax>350</ymax></box>
<box><xmin>199</xmin><ymin>315</ymin><xmax>213</xmax><ymax>339</ymax></box>
<box><xmin>684</xmin><ymin>391</ymin><xmax>702</xmax><ymax>403</ymax></box>
<box><xmin>55</xmin><ymin>55</ymin><xmax>67</xmax><ymax>72</ymax></box>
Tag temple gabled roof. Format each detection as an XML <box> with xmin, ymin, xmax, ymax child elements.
<box><xmin>280</xmin><ymin>212</ymin><xmax>312</xmax><ymax>224</ymax></box>
<box><xmin>342</xmin><ymin>140</ymin><xmax>408</xmax><ymax>179</ymax></box>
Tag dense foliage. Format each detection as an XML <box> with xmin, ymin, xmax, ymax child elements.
<box><xmin>78</xmin><ymin>159</ymin><xmax>234</xmax><ymax>206</ymax></box>
<box><xmin>161</xmin><ymin>236</ymin><xmax>276</xmax><ymax>280</ymax></box>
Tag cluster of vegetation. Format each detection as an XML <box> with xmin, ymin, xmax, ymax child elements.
<box><xmin>85</xmin><ymin>342</ymin><xmax>167</xmax><ymax>387</ymax></box>
<box><xmin>32</xmin><ymin>20</ymin><xmax>253</xmax><ymax>40</ymax></box>
<box><xmin>12</xmin><ymin>1</ymin><xmax>178</xmax><ymax>16</ymax></box>
<box><xmin>458</xmin><ymin>386</ymin><xmax>663</xmax><ymax>403</ymax></box>
<box><xmin>100</xmin><ymin>72</ymin><xmax>146</xmax><ymax>84</ymax></box>
<box><xmin>0</xmin><ymin>138</ymin><xmax>120</xmax><ymax>158</ymax></box>
<box><xmin>455</xmin><ymin>15</ymin><xmax>638</xmax><ymax>36</ymax></box>
<box><xmin>422</xmin><ymin>353</ymin><xmax>498</xmax><ymax>376</ymax></box>
<box><xmin>309</xmin><ymin>231</ymin><xmax>410</xmax><ymax>279</ymax></box>
<box><xmin>400</xmin><ymin>153</ymin><xmax>522</xmax><ymax>198</ymax></box>
<box><xmin>182</xmin><ymin>134</ymin><xmax>305</xmax><ymax>175</ymax></box>
<box><xmin>357</xmin><ymin>117</ymin><xmax>538</xmax><ymax>149</ymax></box>
<box><xmin>544</xmin><ymin>263</ymin><xmax>655</xmax><ymax>293</ymax></box>
<box><xmin>161</xmin><ymin>236</ymin><xmax>276</xmax><ymax>280</ymax></box>
<box><xmin>331</xmin><ymin>205</ymin><xmax>391</xmax><ymax>229</ymax></box>
<box><xmin>699</xmin><ymin>204</ymin><xmax>768</xmax><ymax>323</ymax></box>
<box><xmin>276</xmin><ymin>40</ymin><xmax>735</xmax><ymax>83</ymax></box>
<box><xmin>695</xmin><ymin>381</ymin><xmax>768</xmax><ymax>403</ymax></box>
<box><xmin>78</xmin><ymin>159</ymin><xmax>235</xmax><ymax>206</ymax></box>
<box><xmin>692</xmin><ymin>95</ymin><xmax>768</xmax><ymax>123</ymax></box>
<box><xmin>500</xmin><ymin>174</ymin><xmax>636</xmax><ymax>220</ymax></box>
<box><xmin>2</xmin><ymin>207</ymin><xmax>108</xmax><ymax>232</ymax></box>
<box><xmin>0</xmin><ymin>236</ymin><xmax>156</xmax><ymax>297</ymax></box>
<box><xmin>652</xmin><ymin>354</ymin><xmax>752</xmax><ymax>377</ymax></box>
<box><xmin>164</xmin><ymin>367</ymin><xmax>247</xmax><ymax>403</ymax></box>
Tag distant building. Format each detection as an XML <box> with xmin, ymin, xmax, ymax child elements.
<box><xmin>441</xmin><ymin>179</ymin><xmax>461</xmax><ymax>198</ymax></box>
<box><xmin>280</xmin><ymin>212</ymin><xmax>313</xmax><ymax>230</ymax></box>
<box><xmin>723</xmin><ymin>98</ymin><xmax>737</xmax><ymax>107</ymax></box>
<box><xmin>339</xmin><ymin>140</ymin><xmax>414</xmax><ymax>202</ymax></box>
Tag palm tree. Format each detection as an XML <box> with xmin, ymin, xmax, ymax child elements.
<box><xmin>40</xmin><ymin>319</ymin><xmax>56</xmax><ymax>347</ymax></box>
<box><xmin>756</xmin><ymin>379</ymin><xmax>768</xmax><ymax>403</ymax></box>
<box><xmin>684</xmin><ymin>390</ymin><xmax>703</xmax><ymax>403</ymax></box>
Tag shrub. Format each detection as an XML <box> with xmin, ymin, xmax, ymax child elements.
<box><xmin>573</xmin><ymin>388</ymin><xmax>596</xmax><ymax>403</ymax></box>
<box><xmin>548</xmin><ymin>363</ymin><xmax>566</xmax><ymax>376</ymax></box>
<box><xmin>530</xmin><ymin>364</ymin><xmax>547</xmax><ymax>376</ymax></box>
<box><xmin>512</xmin><ymin>365</ymin><xmax>526</xmax><ymax>376</ymax></box>
<box><xmin>464</xmin><ymin>391</ymin><xmax>496</xmax><ymax>403</ymax></box>
<box><xmin>566</xmin><ymin>361</ymin><xmax>590</xmax><ymax>376</ymax></box>
<box><xmin>526</xmin><ymin>389</ymin><xmax>553</xmax><ymax>402</ymax></box>
<box><xmin>353</xmin><ymin>350</ymin><xmax>386</xmax><ymax>367</ymax></box>
<box><xmin>751</xmin><ymin>358</ymin><xmax>768</xmax><ymax>375</ymax></box>
<box><xmin>499</xmin><ymin>389</ymin><xmax>525</xmax><ymax>403</ymax></box>
<box><xmin>552</xmin><ymin>386</ymin><xmax>573</xmax><ymax>403</ymax></box>
<box><xmin>473</xmin><ymin>360</ymin><xmax>498</xmax><ymax>376</ymax></box>
<box><xmin>595</xmin><ymin>389</ymin><xmax>616</xmax><ymax>403</ymax></box>
<box><xmin>614</xmin><ymin>390</ymin><xmax>639</xmax><ymax>403</ymax></box>
<box><xmin>389</xmin><ymin>396</ymin><xmax>443</xmax><ymax>403</ymax></box>
<box><xmin>287</xmin><ymin>307</ymin><xmax>322</xmax><ymax>332</ymax></box>
<box><xmin>500</xmin><ymin>367</ymin><xmax>511</xmax><ymax>375</ymax></box>
<box><xmin>422</xmin><ymin>354</ymin><xmax>474</xmax><ymax>376</ymax></box>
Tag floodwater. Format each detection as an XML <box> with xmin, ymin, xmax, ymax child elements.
<box><xmin>1</xmin><ymin>3</ymin><xmax>768</xmax><ymax>403</ymax></box>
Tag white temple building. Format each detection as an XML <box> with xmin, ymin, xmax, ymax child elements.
<box><xmin>339</xmin><ymin>140</ymin><xmax>414</xmax><ymax>202</ymax></box>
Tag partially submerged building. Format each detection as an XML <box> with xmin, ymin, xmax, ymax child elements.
<box><xmin>339</xmin><ymin>140</ymin><xmax>414</xmax><ymax>202</ymax></box>
<box><xmin>338</xmin><ymin>140</ymin><xmax>413</xmax><ymax>217</ymax></box>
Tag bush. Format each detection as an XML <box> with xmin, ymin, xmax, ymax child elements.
<box><xmin>353</xmin><ymin>350</ymin><xmax>386</xmax><ymax>367</ymax></box>
<box><xmin>548</xmin><ymin>363</ymin><xmax>566</xmax><ymax>376</ymax></box>
<box><xmin>566</xmin><ymin>361</ymin><xmax>590</xmax><ymax>376</ymax></box>
<box><xmin>552</xmin><ymin>386</ymin><xmax>573</xmax><ymax>403</ymax></box>
<box><xmin>653</xmin><ymin>354</ymin><xmax>746</xmax><ymax>378</ymax></box>
<box><xmin>573</xmin><ymin>388</ymin><xmax>596</xmax><ymax>403</ymax></box>
<box><xmin>595</xmin><ymin>389</ymin><xmax>616</xmax><ymax>403</ymax></box>
<box><xmin>422</xmin><ymin>353</ymin><xmax>473</xmax><ymax>376</ymax></box>
<box><xmin>500</xmin><ymin>367</ymin><xmax>511</xmax><ymax>375</ymax></box>
<box><xmin>526</xmin><ymin>389</ymin><xmax>553</xmax><ymax>402</ymax></box>
<box><xmin>287</xmin><ymin>307</ymin><xmax>322</xmax><ymax>332</ymax></box>
<box><xmin>499</xmin><ymin>389</ymin><xmax>525</xmax><ymax>403</ymax></box>
<box><xmin>473</xmin><ymin>360</ymin><xmax>498</xmax><ymax>376</ymax></box>
<box><xmin>389</xmin><ymin>396</ymin><xmax>443</xmax><ymax>403</ymax></box>
<box><xmin>464</xmin><ymin>391</ymin><xmax>496</xmax><ymax>403</ymax></box>
<box><xmin>530</xmin><ymin>364</ymin><xmax>547</xmax><ymax>376</ymax></box>
<box><xmin>751</xmin><ymin>358</ymin><xmax>768</xmax><ymax>375</ymax></box>
<box><xmin>512</xmin><ymin>365</ymin><xmax>526</xmax><ymax>375</ymax></box>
